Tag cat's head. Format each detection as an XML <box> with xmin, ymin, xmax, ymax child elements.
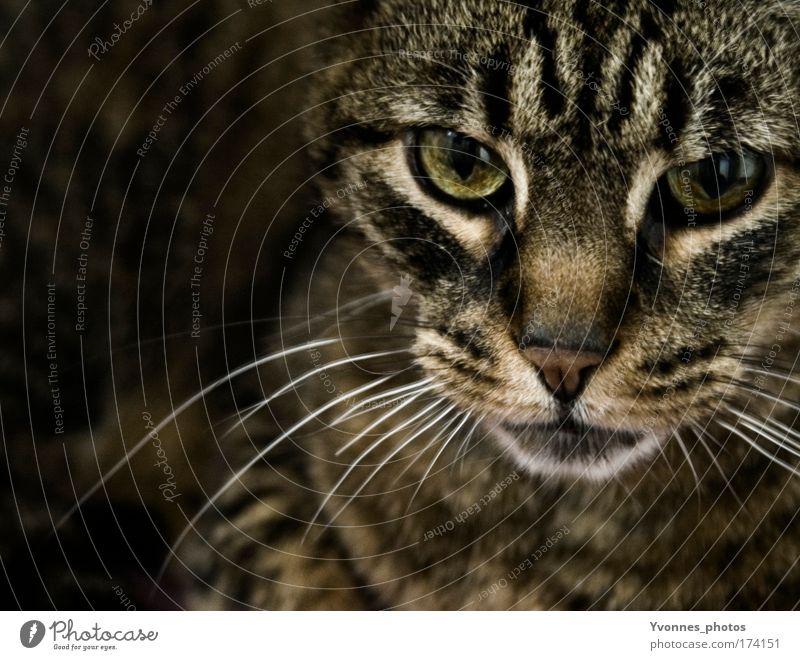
<box><xmin>309</xmin><ymin>0</ymin><xmax>800</xmax><ymax>479</ymax></box>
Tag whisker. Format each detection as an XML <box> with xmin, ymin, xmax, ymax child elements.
<box><xmin>218</xmin><ymin>348</ymin><xmax>411</xmax><ymax>440</ymax></box>
<box><xmin>741</xmin><ymin>386</ymin><xmax>800</xmax><ymax>415</ymax></box>
<box><xmin>390</xmin><ymin>408</ymin><xmax>467</xmax><ymax>486</ymax></box>
<box><xmin>324</xmin><ymin>402</ymin><xmax>459</xmax><ymax>529</ymax></box>
<box><xmin>673</xmin><ymin>429</ymin><xmax>702</xmax><ymax>497</ymax></box>
<box><xmin>404</xmin><ymin>410</ymin><xmax>472</xmax><ymax>513</ymax></box>
<box><xmin>283</xmin><ymin>291</ymin><xmax>393</xmax><ymax>338</ymax></box>
<box><xmin>343</xmin><ymin>388</ymin><xmax>440</xmax><ymax>423</ymax></box>
<box><xmin>455</xmin><ymin>416</ymin><xmax>486</xmax><ymax>474</ymax></box>
<box><xmin>56</xmin><ymin>337</ymin><xmax>343</xmax><ymax>530</ymax></box>
<box><xmin>708</xmin><ymin>375</ymin><xmax>800</xmax><ymax>415</ymax></box>
<box><xmin>333</xmin><ymin>387</ymin><xmax>438</xmax><ymax>457</ymax></box>
<box><xmin>156</xmin><ymin>373</ymin><xmax>397</xmax><ymax>580</ymax></box>
<box><xmin>738</xmin><ymin>365</ymin><xmax>800</xmax><ymax>389</ymax></box>
<box><xmin>722</xmin><ymin>406</ymin><xmax>800</xmax><ymax>459</ymax></box>
<box><xmin>717</xmin><ymin>352</ymin><xmax>800</xmax><ymax>372</ymax></box>
<box><xmin>302</xmin><ymin>397</ymin><xmax>448</xmax><ymax>542</ymax></box>
<box><xmin>214</xmin><ymin>399</ymin><xmax>265</xmax><ymax>429</ymax></box>
<box><xmin>78</xmin><ymin>292</ymin><xmax>396</xmax><ymax>366</ymax></box>
<box><xmin>330</xmin><ymin>378</ymin><xmax>433</xmax><ymax>425</ymax></box>
<box><xmin>717</xmin><ymin>419</ymin><xmax>800</xmax><ymax>479</ymax></box>
<box><xmin>759</xmin><ymin>415</ymin><xmax>800</xmax><ymax>450</ymax></box>
<box><xmin>654</xmin><ymin>431</ymin><xmax>677</xmax><ymax>479</ymax></box>
<box><xmin>691</xmin><ymin>423</ymin><xmax>746</xmax><ymax>510</ymax></box>
<box><xmin>686</xmin><ymin>418</ymin><xmax>731</xmax><ymax>458</ymax></box>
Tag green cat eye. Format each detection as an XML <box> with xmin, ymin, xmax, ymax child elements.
<box><xmin>665</xmin><ymin>149</ymin><xmax>767</xmax><ymax>217</ymax></box>
<box><xmin>414</xmin><ymin>129</ymin><xmax>510</xmax><ymax>203</ymax></box>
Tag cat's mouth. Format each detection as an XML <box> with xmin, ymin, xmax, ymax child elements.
<box><xmin>490</xmin><ymin>414</ymin><xmax>662</xmax><ymax>480</ymax></box>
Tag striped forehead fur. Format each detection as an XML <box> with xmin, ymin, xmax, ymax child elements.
<box><xmin>306</xmin><ymin>0</ymin><xmax>800</xmax><ymax>480</ymax></box>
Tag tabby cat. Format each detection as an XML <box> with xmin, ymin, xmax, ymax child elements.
<box><xmin>4</xmin><ymin>0</ymin><xmax>800</xmax><ymax>610</ymax></box>
<box><xmin>180</xmin><ymin>0</ymin><xmax>800</xmax><ymax>610</ymax></box>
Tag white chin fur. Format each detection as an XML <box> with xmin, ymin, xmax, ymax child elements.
<box><xmin>489</xmin><ymin>423</ymin><xmax>665</xmax><ymax>482</ymax></box>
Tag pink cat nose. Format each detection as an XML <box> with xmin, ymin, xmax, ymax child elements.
<box><xmin>523</xmin><ymin>346</ymin><xmax>604</xmax><ymax>402</ymax></box>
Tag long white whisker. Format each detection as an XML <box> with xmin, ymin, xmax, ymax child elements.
<box><xmin>391</xmin><ymin>408</ymin><xmax>467</xmax><ymax>485</ymax></box>
<box><xmin>405</xmin><ymin>410</ymin><xmax>471</xmax><ymax>513</ymax></box>
<box><xmin>303</xmin><ymin>398</ymin><xmax>447</xmax><ymax>542</ymax></box>
<box><xmin>457</xmin><ymin>415</ymin><xmax>487</xmax><ymax>474</ymax></box>
<box><xmin>218</xmin><ymin>348</ymin><xmax>411</xmax><ymax>440</ymax></box>
<box><xmin>687</xmin><ymin>418</ymin><xmax>731</xmax><ymax>457</ymax></box>
<box><xmin>219</xmin><ymin>401</ymin><xmax>271</xmax><ymax>442</ymax></box>
<box><xmin>333</xmin><ymin>388</ymin><xmax>439</xmax><ymax>457</ymax></box>
<box><xmin>718</xmin><ymin>419</ymin><xmax>800</xmax><ymax>478</ymax></box>
<box><xmin>343</xmin><ymin>386</ymin><xmax>437</xmax><ymax>423</ymax></box>
<box><xmin>738</xmin><ymin>365</ymin><xmax>800</xmax><ymax>389</ymax></box>
<box><xmin>56</xmin><ymin>337</ymin><xmax>343</xmax><ymax>530</ymax></box>
<box><xmin>674</xmin><ymin>429</ymin><xmax>701</xmax><ymax>495</ymax></box>
<box><xmin>214</xmin><ymin>399</ymin><xmax>265</xmax><ymax>428</ymax></box>
<box><xmin>281</xmin><ymin>291</ymin><xmax>393</xmax><ymax>340</ymax></box>
<box><xmin>214</xmin><ymin>364</ymin><xmax>422</xmax><ymax>434</ymax></box>
<box><xmin>693</xmin><ymin>427</ymin><xmax>746</xmax><ymax>510</ymax></box>
<box><xmin>325</xmin><ymin>403</ymin><xmax>458</xmax><ymax>529</ymax></box>
<box><xmin>157</xmin><ymin>373</ymin><xmax>396</xmax><ymax>579</ymax></box>
<box><xmin>723</xmin><ymin>406</ymin><xmax>800</xmax><ymax>460</ymax></box>
<box><xmin>330</xmin><ymin>378</ymin><xmax>434</xmax><ymax>426</ymax></box>
<box><xmin>726</xmin><ymin>382</ymin><xmax>800</xmax><ymax>415</ymax></box>
<box><xmin>758</xmin><ymin>414</ymin><xmax>800</xmax><ymax>451</ymax></box>
<box><xmin>654</xmin><ymin>432</ymin><xmax>676</xmax><ymax>480</ymax></box>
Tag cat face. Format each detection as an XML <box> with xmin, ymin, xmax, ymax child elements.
<box><xmin>311</xmin><ymin>0</ymin><xmax>800</xmax><ymax>479</ymax></box>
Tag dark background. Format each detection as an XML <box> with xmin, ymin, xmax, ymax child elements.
<box><xmin>0</xmin><ymin>0</ymin><xmax>333</xmax><ymax>609</ymax></box>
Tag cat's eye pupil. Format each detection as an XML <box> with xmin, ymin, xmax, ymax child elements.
<box><xmin>448</xmin><ymin>134</ymin><xmax>479</xmax><ymax>180</ymax></box>
<box><xmin>698</xmin><ymin>156</ymin><xmax>721</xmax><ymax>196</ymax></box>
<box><xmin>696</xmin><ymin>154</ymin><xmax>736</xmax><ymax>198</ymax></box>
